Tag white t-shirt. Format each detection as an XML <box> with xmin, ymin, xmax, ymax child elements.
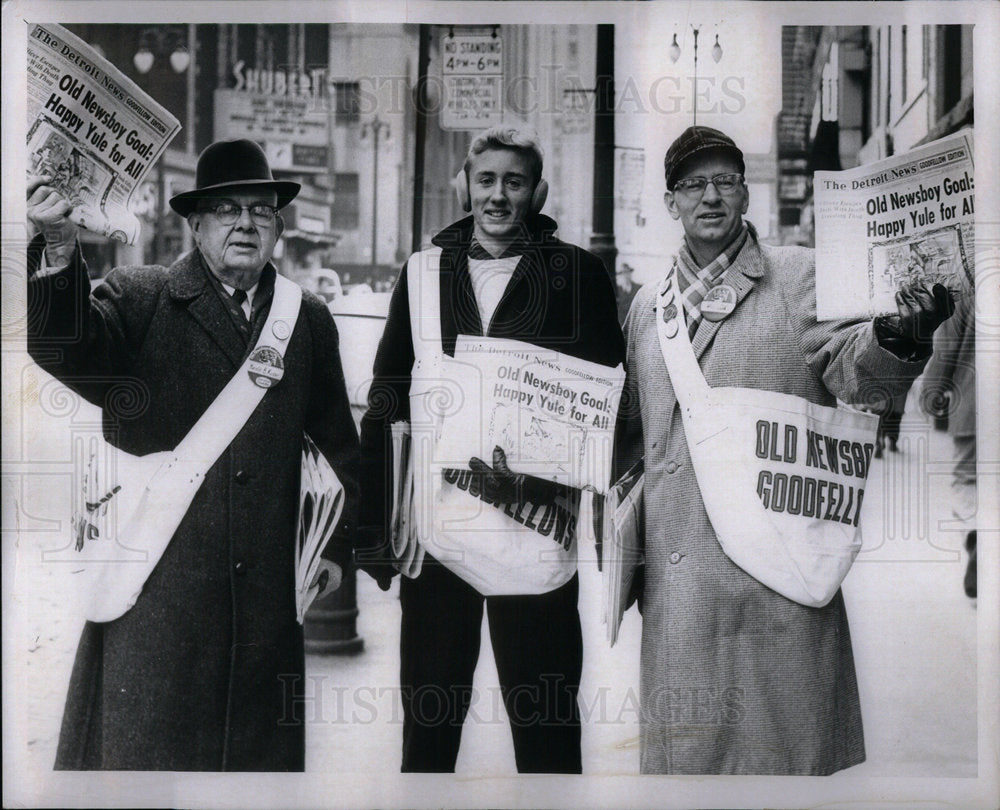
<box><xmin>467</xmin><ymin>254</ymin><xmax>521</xmax><ymax>332</ymax></box>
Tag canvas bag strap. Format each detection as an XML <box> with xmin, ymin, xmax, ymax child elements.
<box><xmin>654</xmin><ymin>260</ymin><xmax>712</xmax><ymax>407</ymax></box>
<box><xmin>162</xmin><ymin>274</ymin><xmax>302</xmax><ymax>474</ymax></box>
<box><xmin>406</xmin><ymin>247</ymin><xmax>444</xmax><ymax>365</ymax></box>
<box><xmin>404</xmin><ymin>248</ymin><xmax>443</xmax><ymax>567</ymax></box>
<box><xmin>72</xmin><ymin>275</ymin><xmax>305</xmax><ymax>623</ymax></box>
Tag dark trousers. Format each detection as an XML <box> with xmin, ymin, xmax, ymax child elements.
<box><xmin>399</xmin><ymin>560</ymin><xmax>583</xmax><ymax>773</ymax></box>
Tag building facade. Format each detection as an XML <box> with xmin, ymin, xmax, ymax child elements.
<box><xmin>62</xmin><ymin>23</ymin><xmax>602</xmax><ymax>291</ymax></box>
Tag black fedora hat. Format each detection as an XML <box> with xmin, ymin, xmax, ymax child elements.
<box><xmin>169</xmin><ymin>139</ymin><xmax>301</xmax><ymax>217</ymax></box>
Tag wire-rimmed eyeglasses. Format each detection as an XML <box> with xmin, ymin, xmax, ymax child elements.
<box><xmin>199</xmin><ymin>202</ymin><xmax>279</xmax><ymax>226</ymax></box>
<box><xmin>672</xmin><ymin>173</ymin><xmax>745</xmax><ymax>197</ymax></box>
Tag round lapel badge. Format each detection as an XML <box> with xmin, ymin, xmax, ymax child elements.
<box><xmin>700</xmin><ymin>284</ymin><xmax>737</xmax><ymax>321</ymax></box>
<box><xmin>271</xmin><ymin>320</ymin><xmax>291</xmax><ymax>341</ymax></box>
<box><xmin>661</xmin><ymin>303</ymin><xmax>679</xmax><ymax>338</ymax></box>
<box><xmin>247</xmin><ymin>346</ymin><xmax>285</xmax><ymax>388</ymax></box>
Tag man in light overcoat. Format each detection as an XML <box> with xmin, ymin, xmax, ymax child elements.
<box><xmin>614</xmin><ymin>126</ymin><xmax>955</xmax><ymax>774</ymax></box>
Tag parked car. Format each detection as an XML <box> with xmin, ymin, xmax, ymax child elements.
<box><xmin>329</xmin><ymin>292</ymin><xmax>391</xmax><ymax>429</ymax></box>
<box><xmin>312</xmin><ymin>268</ymin><xmax>344</xmax><ymax>303</ymax></box>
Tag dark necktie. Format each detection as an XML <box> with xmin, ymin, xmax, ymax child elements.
<box><xmin>230</xmin><ymin>288</ymin><xmax>251</xmax><ymax>342</ymax></box>
<box><xmin>231</xmin><ymin>288</ymin><xmax>248</xmax><ymax>319</ymax></box>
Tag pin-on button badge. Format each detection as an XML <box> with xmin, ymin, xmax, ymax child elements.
<box><xmin>271</xmin><ymin>320</ymin><xmax>291</xmax><ymax>341</ymax></box>
<box><xmin>661</xmin><ymin>303</ymin><xmax>679</xmax><ymax>338</ymax></box>
<box><xmin>700</xmin><ymin>284</ymin><xmax>737</xmax><ymax>321</ymax></box>
<box><xmin>247</xmin><ymin>346</ymin><xmax>284</xmax><ymax>388</ymax></box>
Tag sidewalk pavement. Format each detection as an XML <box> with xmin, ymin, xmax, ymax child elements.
<box><xmin>304</xmin><ymin>553</ymin><xmax>643</xmax><ymax>775</ymax></box>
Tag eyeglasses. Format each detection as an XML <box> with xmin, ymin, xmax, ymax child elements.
<box><xmin>200</xmin><ymin>202</ymin><xmax>279</xmax><ymax>226</ymax></box>
<box><xmin>672</xmin><ymin>173</ymin><xmax>744</xmax><ymax>196</ymax></box>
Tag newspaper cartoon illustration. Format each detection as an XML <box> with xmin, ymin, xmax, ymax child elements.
<box><xmin>869</xmin><ymin>223</ymin><xmax>971</xmax><ymax>308</ymax></box>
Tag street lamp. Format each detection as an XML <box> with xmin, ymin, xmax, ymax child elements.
<box><xmin>133</xmin><ymin>27</ymin><xmax>190</xmax><ymax>74</ymax></box>
<box><xmin>136</xmin><ymin>25</ymin><xmax>197</xmax><ymax>264</ymax></box>
<box><xmin>668</xmin><ymin>26</ymin><xmax>723</xmax><ymax>126</ymax></box>
<box><xmin>361</xmin><ymin>116</ymin><xmax>390</xmax><ymax>270</ymax></box>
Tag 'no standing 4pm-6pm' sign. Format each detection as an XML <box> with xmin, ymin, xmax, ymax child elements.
<box><xmin>440</xmin><ymin>33</ymin><xmax>503</xmax><ymax>131</ymax></box>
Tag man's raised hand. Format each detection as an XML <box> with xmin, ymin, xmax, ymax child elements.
<box><xmin>27</xmin><ymin>173</ymin><xmax>78</xmax><ymax>267</ymax></box>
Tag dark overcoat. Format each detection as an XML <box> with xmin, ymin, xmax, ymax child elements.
<box><xmin>26</xmin><ymin>237</ymin><xmax>359</xmax><ymax>771</ymax></box>
<box><xmin>614</xmin><ymin>238</ymin><xmax>929</xmax><ymax>774</ymax></box>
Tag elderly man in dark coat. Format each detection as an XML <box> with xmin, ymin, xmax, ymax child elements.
<box><xmin>26</xmin><ymin>139</ymin><xmax>359</xmax><ymax>771</ymax></box>
<box><xmin>614</xmin><ymin>126</ymin><xmax>955</xmax><ymax>774</ymax></box>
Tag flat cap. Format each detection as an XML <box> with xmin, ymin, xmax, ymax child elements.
<box><xmin>664</xmin><ymin>126</ymin><xmax>745</xmax><ymax>190</ymax></box>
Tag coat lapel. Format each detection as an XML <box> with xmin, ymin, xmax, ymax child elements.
<box><xmin>690</xmin><ymin>238</ymin><xmax>766</xmax><ymax>361</ymax></box>
<box><xmin>167</xmin><ymin>251</ymin><xmax>247</xmax><ymax>369</ymax></box>
<box><xmin>438</xmin><ymin>247</ymin><xmax>481</xmax><ymax>356</ymax></box>
<box><xmin>486</xmin><ymin>252</ymin><xmax>532</xmax><ymax>335</ymax></box>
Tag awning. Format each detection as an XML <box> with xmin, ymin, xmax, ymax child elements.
<box><xmin>281</xmin><ymin>229</ymin><xmax>342</xmax><ymax>246</ymax></box>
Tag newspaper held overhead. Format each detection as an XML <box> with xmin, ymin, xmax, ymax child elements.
<box><xmin>814</xmin><ymin>131</ymin><xmax>974</xmax><ymax>321</ymax></box>
<box><xmin>432</xmin><ymin>336</ymin><xmax>626</xmax><ymax>494</ymax></box>
<box><xmin>26</xmin><ymin>23</ymin><xmax>181</xmax><ymax>245</ymax></box>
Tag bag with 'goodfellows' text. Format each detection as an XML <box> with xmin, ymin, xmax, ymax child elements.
<box><xmin>654</xmin><ymin>265</ymin><xmax>878</xmax><ymax>607</ymax></box>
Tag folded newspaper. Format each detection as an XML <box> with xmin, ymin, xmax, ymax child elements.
<box><xmin>27</xmin><ymin>23</ymin><xmax>181</xmax><ymax>245</ymax></box>
<box><xmin>389</xmin><ymin>421</ymin><xmax>425</xmax><ymax>577</ymax></box>
<box><xmin>601</xmin><ymin>462</ymin><xmax>644</xmax><ymax>647</ymax></box>
<box><xmin>432</xmin><ymin>336</ymin><xmax>626</xmax><ymax>494</ymax></box>
<box><xmin>814</xmin><ymin>131</ymin><xmax>974</xmax><ymax>320</ymax></box>
<box><xmin>296</xmin><ymin>435</ymin><xmax>346</xmax><ymax>623</ymax></box>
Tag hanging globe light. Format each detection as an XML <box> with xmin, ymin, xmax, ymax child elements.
<box><xmin>669</xmin><ymin>33</ymin><xmax>681</xmax><ymax>64</ymax></box>
<box><xmin>133</xmin><ymin>46</ymin><xmax>154</xmax><ymax>74</ymax></box>
<box><xmin>169</xmin><ymin>45</ymin><xmax>190</xmax><ymax>73</ymax></box>
<box><xmin>712</xmin><ymin>34</ymin><xmax>723</xmax><ymax>64</ymax></box>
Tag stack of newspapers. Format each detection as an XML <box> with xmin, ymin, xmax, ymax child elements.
<box><xmin>602</xmin><ymin>462</ymin><xmax>645</xmax><ymax>646</ymax></box>
<box><xmin>295</xmin><ymin>434</ymin><xmax>345</xmax><ymax>623</ymax></box>
<box><xmin>389</xmin><ymin>422</ymin><xmax>425</xmax><ymax>577</ymax></box>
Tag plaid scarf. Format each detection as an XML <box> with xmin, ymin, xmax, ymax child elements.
<box><xmin>675</xmin><ymin>221</ymin><xmax>755</xmax><ymax>337</ymax></box>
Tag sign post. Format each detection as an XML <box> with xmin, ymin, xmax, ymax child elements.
<box><xmin>440</xmin><ymin>32</ymin><xmax>503</xmax><ymax>131</ymax></box>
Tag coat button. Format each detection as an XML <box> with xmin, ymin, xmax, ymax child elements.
<box><xmin>669</xmin><ymin>551</ymin><xmax>682</xmax><ymax>564</ymax></box>
<box><xmin>235</xmin><ymin>469</ymin><xmax>248</xmax><ymax>484</ymax></box>
<box><xmin>665</xmin><ymin>461</ymin><xmax>679</xmax><ymax>474</ymax></box>
<box><xmin>234</xmin><ymin>560</ymin><xmax>247</xmax><ymax>575</ymax></box>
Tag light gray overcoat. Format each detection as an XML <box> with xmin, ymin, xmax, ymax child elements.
<box><xmin>615</xmin><ymin>237</ymin><xmax>928</xmax><ymax>774</ymax></box>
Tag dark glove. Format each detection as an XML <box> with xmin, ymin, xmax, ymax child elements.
<box><xmin>352</xmin><ymin>525</ymin><xmax>396</xmax><ymax>592</ymax></box>
<box><xmin>468</xmin><ymin>446</ymin><xmax>567</xmax><ymax>506</ymax></box>
<box><xmin>874</xmin><ymin>282</ymin><xmax>955</xmax><ymax>361</ymax></box>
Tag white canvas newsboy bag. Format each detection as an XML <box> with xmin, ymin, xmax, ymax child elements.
<box><xmin>654</xmin><ymin>263</ymin><xmax>878</xmax><ymax>608</ymax></box>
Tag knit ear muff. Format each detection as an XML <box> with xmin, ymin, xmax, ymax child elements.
<box><xmin>454</xmin><ymin>169</ymin><xmax>471</xmax><ymax>212</ymax></box>
<box><xmin>453</xmin><ymin>170</ymin><xmax>549</xmax><ymax>214</ymax></box>
<box><xmin>530</xmin><ymin>178</ymin><xmax>548</xmax><ymax>213</ymax></box>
